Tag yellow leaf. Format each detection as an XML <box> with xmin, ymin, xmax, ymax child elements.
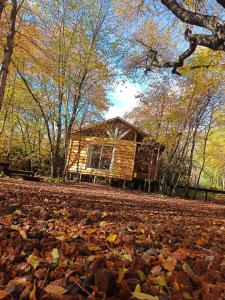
<box><xmin>44</xmin><ymin>285</ymin><xmax>67</xmax><ymax>295</ymax></box>
<box><xmin>51</xmin><ymin>248</ymin><xmax>59</xmax><ymax>260</ymax></box>
<box><xmin>150</xmin><ymin>275</ymin><xmax>167</xmax><ymax>287</ymax></box>
<box><xmin>117</xmin><ymin>268</ymin><xmax>128</xmax><ymax>284</ymax></box>
<box><xmin>106</xmin><ymin>234</ymin><xmax>117</xmax><ymax>243</ymax></box>
<box><xmin>29</xmin><ymin>281</ymin><xmax>37</xmax><ymax>300</ymax></box>
<box><xmin>88</xmin><ymin>245</ymin><xmax>102</xmax><ymax>251</ymax></box>
<box><xmin>86</xmin><ymin>228</ymin><xmax>96</xmax><ymax>234</ymax></box>
<box><xmin>99</xmin><ymin>221</ymin><xmax>107</xmax><ymax>227</ymax></box>
<box><xmin>182</xmin><ymin>262</ymin><xmax>195</xmax><ymax>278</ymax></box>
<box><xmin>131</xmin><ymin>291</ymin><xmax>159</xmax><ymax>300</ymax></box>
<box><xmin>14</xmin><ymin>209</ymin><xmax>22</xmax><ymax>215</ymax></box>
<box><xmin>173</xmin><ymin>279</ymin><xmax>179</xmax><ymax>292</ymax></box>
<box><xmin>56</xmin><ymin>236</ymin><xmax>65</xmax><ymax>241</ymax></box>
<box><xmin>183</xmin><ymin>292</ymin><xmax>192</xmax><ymax>299</ymax></box>
<box><xmin>87</xmin><ymin>255</ymin><xmax>96</xmax><ymax>262</ymax></box>
<box><xmin>135</xmin><ymin>283</ymin><xmax>141</xmax><ymax>292</ymax></box>
<box><xmin>19</xmin><ymin>230</ymin><xmax>27</xmax><ymax>240</ymax></box>
<box><xmin>10</xmin><ymin>224</ymin><xmax>19</xmax><ymax>230</ymax></box>
<box><xmin>27</xmin><ymin>254</ymin><xmax>39</xmax><ymax>270</ymax></box>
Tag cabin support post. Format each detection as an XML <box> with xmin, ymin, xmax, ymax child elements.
<box><xmin>123</xmin><ymin>180</ymin><xmax>126</xmax><ymax>190</ymax></box>
<box><xmin>144</xmin><ymin>180</ymin><xmax>147</xmax><ymax>191</ymax></box>
<box><xmin>109</xmin><ymin>178</ymin><xmax>112</xmax><ymax>186</ymax></box>
<box><xmin>93</xmin><ymin>175</ymin><xmax>96</xmax><ymax>183</ymax></box>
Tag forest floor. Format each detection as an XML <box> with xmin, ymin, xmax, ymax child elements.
<box><xmin>0</xmin><ymin>178</ymin><xmax>225</xmax><ymax>300</ymax></box>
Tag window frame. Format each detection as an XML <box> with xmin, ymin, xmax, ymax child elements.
<box><xmin>86</xmin><ymin>144</ymin><xmax>115</xmax><ymax>171</ymax></box>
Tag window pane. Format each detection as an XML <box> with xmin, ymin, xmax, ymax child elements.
<box><xmin>100</xmin><ymin>146</ymin><xmax>113</xmax><ymax>170</ymax></box>
<box><xmin>90</xmin><ymin>145</ymin><xmax>101</xmax><ymax>168</ymax></box>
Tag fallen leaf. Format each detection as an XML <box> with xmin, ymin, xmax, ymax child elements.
<box><xmin>182</xmin><ymin>292</ymin><xmax>192</xmax><ymax>299</ymax></box>
<box><xmin>120</xmin><ymin>252</ymin><xmax>132</xmax><ymax>261</ymax></box>
<box><xmin>117</xmin><ymin>268</ymin><xmax>128</xmax><ymax>284</ymax></box>
<box><xmin>14</xmin><ymin>209</ymin><xmax>22</xmax><ymax>215</ymax></box>
<box><xmin>88</xmin><ymin>245</ymin><xmax>102</xmax><ymax>251</ymax></box>
<box><xmin>27</xmin><ymin>254</ymin><xmax>39</xmax><ymax>270</ymax></box>
<box><xmin>131</xmin><ymin>291</ymin><xmax>159</xmax><ymax>299</ymax></box>
<box><xmin>150</xmin><ymin>275</ymin><xmax>167</xmax><ymax>287</ymax></box>
<box><xmin>29</xmin><ymin>281</ymin><xmax>37</xmax><ymax>300</ymax></box>
<box><xmin>137</xmin><ymin>270</ymin><xmax>145</xmax><ymax>282</ymax></box>
<box><xmin>106</xmin><ymin>234</ymin><xmax>117</xmax><ymax>243</ymax></box>
<box><xmin>19</xmin><ymin>230</ymin><xmax>27</xmax><ymax>240</ymax></box>
<box><xmin>99</xmin><ymin>221</ymin><xmax>107</xmax><ymax>227</ymax></box>
<box><xmin>0</xmin><ymin>290</ymin><xmax>9</xmax><ymax>300</ymax></box>
<box><xmin>9</xmin><ymin>277</ymin><xmax>27</xmax><ymax>285</ymax></box>
<box><xmin>151</xmin><ymin>266</ymin><xmax>162</xmax><ymax>274</ymax></box>
<box><xmin>135</xmin><ymin>283</ymin><xmax>141</xmax><ymax>292</ymax></box>
<box><xmin>162</xmin><ymin>256</ymin><xmax>177</xmax><ymax>272</ymax></box>
<box><xmin>44</xmin><ymin>284</ymin><xmax>67</xmax><ymax>295</ymax></box>
<box><xmin>51</xmin><ymin>248</ymin><xmax>60</xmax><ymax>260</ymax></box>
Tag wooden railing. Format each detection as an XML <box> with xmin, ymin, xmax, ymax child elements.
<box><xmin>177</xmin><ymin>185</ymin><xmax>225</xmax><ymax>201</ymax></box>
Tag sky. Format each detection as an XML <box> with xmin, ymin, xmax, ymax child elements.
<box><xmin>105</xmin><ymin>81</ymin><xmax>143</xmax><ymax>119</ymax></box>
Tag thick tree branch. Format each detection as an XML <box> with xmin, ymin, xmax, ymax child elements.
<box><xmin>160</xmin><ymin>0</ymin><xmax>224</xmax><ymax>32</ymax></box>
<box><xmin>142</xmin><ymin>0</ymin><xmax>225</xmax><ymax>75</ymax></box>
<box><xmin>216</xmin><ymin>0</ymin><xmax>225</xmax><ymax>9</ymax></box>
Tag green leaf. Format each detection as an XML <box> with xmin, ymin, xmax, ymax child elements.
<box><xmin>120</xmin><ymin>252</ymin><xmax>132</xmax><ymax>261</ymax></box>
<box><xmin>137</xmin><ymin>270</ymin><xmax>145</xmax><ymax>282</ymax></box>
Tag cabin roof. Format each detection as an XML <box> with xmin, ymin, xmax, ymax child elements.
<box><xmin>73</xmin><ymin>116</ymin><xmax>150</xmax><ymax>137</ymax></box>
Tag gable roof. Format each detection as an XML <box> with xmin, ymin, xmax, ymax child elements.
<box><xmin>74</xmin><ymin>116</ymin><xmax>150</xmax><ymax>137</ymax></box>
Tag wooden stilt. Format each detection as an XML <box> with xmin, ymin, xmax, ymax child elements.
<box><xmin>123</xmin><ymin>180</ymin><xmax>126</xmax><ymax>189</ymax></box>
<box><xmin>144</xmin><ymin>180</ymin><xmax>147</xmax><ymax>191</ymax></box>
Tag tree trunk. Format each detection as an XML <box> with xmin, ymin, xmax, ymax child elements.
<box><xmin>0</xmin><ymin>0</ymin><xmax>18</xmax><ymax>111</ymax></box>
<box><xmin>193</xmin><ymin>107</ymin><xmax>214</xmax><ymax>198</ymax></box>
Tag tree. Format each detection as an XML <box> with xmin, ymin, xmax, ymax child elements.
<box><xmin>125</xmin><ymin>68</ymin><xmax>224</xmax><ymax>195</ymax></box>
<box><xmin>116</xmin><ymin>0</ymin><xmax>225</xmax><ymax>75</ymax></box>
<box><xmin>0</xmin><ymin>0</ymin><xmax>24</xmax><ymax>111</ymax></box>
<box><xmin>8</xmin><ymin>0</ymin><xmax>121</xmax><ymax>177</ymax></box>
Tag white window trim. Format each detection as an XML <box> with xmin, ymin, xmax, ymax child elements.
<box><xmin>86</xmin><ymin>144</ymin><xmax>115</xmax><ymax>171</ymax></box>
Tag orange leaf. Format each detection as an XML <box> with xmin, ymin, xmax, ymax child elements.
<box><xmin>162</xmin><ymin>256</ymin><xmax>177</xmax><ymax>273</ymax></box>
<box><xmin>0</xmin><ymin>290</ymin><xmax>9</xmax><ymax>300</ymax></box>
<box><xmin>117</xmin><ymin>268</ymin><xmax>128</xmax><ymax>284</ymax></box>
<box><xmin>44</xmin><ymin>285</ymin><xmax>67</xmax><ymax>295</ymax></box>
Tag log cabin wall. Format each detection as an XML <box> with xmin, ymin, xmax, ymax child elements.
<box><xmin>67</xmin><ymin>136</ymin><xmax>137</xmax><ymax>181</ymax></box>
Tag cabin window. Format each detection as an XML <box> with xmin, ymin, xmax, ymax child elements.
<box><xmin>87</xmin><ymin>144</ymin><xmax>114</xmax><ymax>170</ymax></box>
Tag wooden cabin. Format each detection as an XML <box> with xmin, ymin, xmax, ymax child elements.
<box><xmin>66</xmin><ymin>117</ymin><xmax>165</xmax><ymax>186</ymax></box>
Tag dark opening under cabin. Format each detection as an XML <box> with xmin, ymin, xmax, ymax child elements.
<box><xmin>66</xmin><ymin>117</ymin><xmax>165</xmax><ymax>188</ymax></box>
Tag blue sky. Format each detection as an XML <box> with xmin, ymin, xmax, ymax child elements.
<box><xmin>105</xmin><ymin>81</ymin><xmax>143</xmax><ymax>119</ymax></box>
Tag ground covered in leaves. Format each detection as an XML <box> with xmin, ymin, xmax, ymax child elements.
<box><xmin>0</xmin><ymin>178</ymin><xmax>225</xmax><ymax>300</ymax></box>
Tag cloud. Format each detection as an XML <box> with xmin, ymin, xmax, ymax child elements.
<box><xmin>105</xmin><ymin>82</ymin><xmax>142</xmax><ymax>119</ymax></box>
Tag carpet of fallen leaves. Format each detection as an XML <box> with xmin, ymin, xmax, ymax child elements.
<box><xmin>0</xmin><ymin>178</ymin><xmax>225</xmax><ymax>300</ymax></box>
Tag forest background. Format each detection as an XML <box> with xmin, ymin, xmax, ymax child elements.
<box><xmin>0</xmin><ymin>0</ymin><xmax>224</xmax><ymax>192</ymax></box>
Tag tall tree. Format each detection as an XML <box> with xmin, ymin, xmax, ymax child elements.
<box><xmin>0</xmin><ymin>0</ymin><xmax>24</xmax><ymax>110</ymax></box>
